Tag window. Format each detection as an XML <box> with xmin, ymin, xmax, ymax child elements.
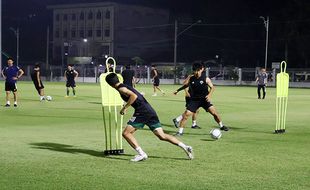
<box><xmin>104</xmin><ymin>29</ymin><xmax>110</xmax><ymax>37</ymax></box>
<box><xmin>96</xmin><ymin>11</ymin><xmax>102</xmax><ymax>20</ymax></box>
<box><xmin>71</xmin><ymin>30</ymin><xmax>76</xmax><ymax>38</ymax></box>
<box><xmin>55</xmin><ymin>30</ymin><xmax>60</xmax><ymax>38</ymax></box>
<box><xmin>80</xmin><ymin>29</ymin><xmax>85</xmax><ymax>38</ymax></box>
<box><xmin>88</xmin><ymin>30</ymin><xmax>93</xmax><ymax>37</ymax></box>
<box><xmin>105</xmin><ymin>10</ymin><xmax>110</xmax><ymax>19</ymax></box>
<box><xmin>80</xmin><ymin>12</ymin><xmax>84</xmax><ymax>20</ymax></box>
<box><xmin>96</xmin><ymin>29</ymin><xmax>102</xmax><ymax>37</ymax></box>
<box><xmin>63</xmin><ymin>14</ymin><xmax>68</xmax><ymax>21</ymax></box>
<box><xmin>63</xmin><ymin>30</ymin><xmax>68</xmax><ymax>38</ymax></box>
<box><xmin>88</xmin><ymin>12</ymin><xmax>93</xmax><ymax>20</ymax></box>
<box><xmin>56</xmin><ymin>14</ymin><xmax>60</xmax><ymax>21</ymax></box>
<box><xmin>72</xmin><ymin>13</ymin><xmax>76</xmax><ymax>21</ymax></box>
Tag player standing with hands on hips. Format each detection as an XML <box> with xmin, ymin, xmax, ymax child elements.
<box><xmin>105</xmin><ymin>73</ymin><xmax>193</xmax><ymax>162</ymax></box>
<box><xmin>255</xmin><ymin>68</ymin><xmax>268</xmax><ymax>99</ymax></box>
<box><xmin>1</xmin><ymin>58</ymin><xmax>24</xmax><ymax>107</ymax></box>
<box><xmin>64</xmin><ymin>64</ymin><xmax>79</xmax><ymax>97</ymax></box>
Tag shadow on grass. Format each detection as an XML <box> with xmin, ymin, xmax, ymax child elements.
<box><xmin>88</xmin><ymin>102</ymin><xmax>102</xmax><ymax>105</ymax></box>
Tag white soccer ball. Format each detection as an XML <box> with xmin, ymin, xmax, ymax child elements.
<box><xmin>210</xmin><ymin>128</ymin><xmax>222</xmax><ymax>139</ymax></box>
<box><xmin>46</xmin><ymin>96</ymin><xmax>52</xmax><ymax>101</ymax></box>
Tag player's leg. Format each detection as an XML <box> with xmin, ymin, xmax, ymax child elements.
<box><xmin>262</xmin><ymin>85</ymin><xmax>266</xmax><ymax>99</ymax></box>
<box><xmin>66</xmin><ymin>87</ymin><xmax>70</xmax><ymax>97</ymax></box>
<box><xmin>191</xmin><ymin>109</ymin><xmax>200</xmax><ymax>129</ymax></box>
<box><xmin>152</xmin><ymin>84</ymin><xmax>157</xmax><ymax>96</ymax></box>
<box><xmin>13</xmin><ymin>91</ymin><xmax>18</xmax><ymax>107</ymax></box>
<box><xmin>176</xmin><ymin>110</ymin><xmax>193</xmax><ymax>136</ymax></box>
<box><xmin>72</xmin><ymin>87</ymin><xmax>76</xmax><ymax>96</ymax></box>
<box><xmin>207</xmin><ymin>106</ymin><xmax>229</xmax><ymax>131</ymax></box>
<box><xmin>5</xmin><ymin>91</ymin><xmax>10</xmax><ymax>107</ymax></box>
<box><xmin>152</xmin><ymin>128</ymin><xmax>193</xmax><ymax>159</ymax></box>
<box><xmin>122</xmin><ymin>125</ymin><xmax>147</xmax><ymax>161</ymax></box>
<box><xmin>257</xmin><ymin>85</ymin><xmax>261</xmax><ymax>99</ymax></box>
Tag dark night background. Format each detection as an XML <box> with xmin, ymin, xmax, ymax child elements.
<box><xmin>2</xmin><ymin>0</ymin><xmax>310</xmax><ymax>68</ymax></box>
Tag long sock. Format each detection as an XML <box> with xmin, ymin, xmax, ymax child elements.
<box><xmin>176</xmin><ymin>115</ymin><xmax>183</xmax><ymax>122</ymax></box>
<box><xmin>178</xmin><ymin>127</ymin><xmax>184</xmax><ymax>134</ymax></box>
<box><xmin>192</xmin><ymin>120</ymin><xmax>197</xmax><ymax>126</ymax></box>
<box><xmin>178</xmin><ymin>142</ymin><xmax>187</xmax><ymax>150</ymax></box>
<box><xmin>66</xmin><ymin>88</ymin><xmax>69</xmax><ymax>96</ymax></box>
<box><xmin>135</xmin><ymin>147</ymin><xmax>146</xmax><ymax>156</ymax></box>
<box><xmin>219</xmin><ymin>121</ymin><xmax>224</xmax><ymax>128</ymax></box>
<box><xmin>73</xmin><ymin>88</ymin><xmax>76</xmax><ymax>96</ymax></box>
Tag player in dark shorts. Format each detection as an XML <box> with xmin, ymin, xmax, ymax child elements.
<box><xmin>31</xmin><ymin>64</ymin><xmax>45</xmax><ymax>101</ymax></box>
<box><xmin>173</xmin><ymin>62</ymin><xmax>229</xmax><ymax>136</ymax></box>
<box><xmin>151</xmin><ymin>65</ymin><xmax>165</xmax><ymax>96</ymax></box>
<box><xmin>121</xmin><ymin>65</ymin><xmax>136</xmax><ymax>87</ymax></box>
<box><xmin>64</xmin><ymin>64</ymin><xmax>79</xmax><ymax>97</ymax></box>
<box><xmin>105</xmin><ymin>73</ymin><xmax>193</xmax><ymax>162</ymax></box>
<box><xmin>1</xmin><ymin>58</ymin><xmax>24</xmax><ymax>107</ymax></box>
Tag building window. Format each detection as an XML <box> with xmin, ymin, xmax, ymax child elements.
<box><xmin>96</xmin><ymin>29</ymin><xmax>102</xmax><ymax>37</ymax></box>
<box><xmin>55</xmin><ymin>30</ymin><xmax>60</xmax><ymax>38</ymax></box>
<box><xmin>63</xmin><ymin>14</ymin><xmax>68</xmax><ymax>21</ymax></box>
<box><xmin>80</xmin><ymin>12</ymin><xmax>84</xmax><ymax>20</ymax></box>
<box><xmin>72</xmin><ymin>13</ymin><xmax>76</xmax><ymax>21</ymax></box>
<box><xmin>104</xmin><ymin>29</ymin><xmax>110</xmax><ymax>37</ymax></box>
<box><xmin>63</xmin><ymin>30</ymin><xmax>68</xmax><ymax>38</ymax></box>
<box><xmin>88</xmin><ymin>30</ymin><xmax>93</xmax><ymax>37</ymax></box>
<box><xmin>105</xmin><ymin>10</ymin><xmax>110</xmax><ymax>19</ymax></box>
<box><xmin>88</xmin><ymin>12</ymin><xmax>93</xmax><ymax>20</ymax></box>
<box><xmin>71</xmin><ymin>30</ymin><xmax>76</xmax><ymax>38</ymax></box>
<box><xmin>96</xmin><ymin>11</ymin><xmax>102</xmax><ymax>20</ymax></box>
<box><xmin>56</xmin><ymin>14</ymin><xmax>60</xmax><ymax>21</ymax></box>
<box><xmin>80</xmin><ymin>29</ymin><xmax>85</xmax><ymax>38</ymax></box>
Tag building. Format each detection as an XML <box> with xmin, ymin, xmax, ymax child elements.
<box><xmin>48</xmin><ymin>2</ymin><xmax>170</xmax><ymax>66</ymax></box>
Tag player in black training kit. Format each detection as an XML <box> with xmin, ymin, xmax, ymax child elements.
<box><xmin>121</xmin><ymin>65</ymin><xmax>136</xmax><ymax>87</ymax></box>
<box><xmin>105</xmin><ymin>73</ymin><xmax>193</xmax><ymax>162</ymax></box>
<box><xmin>174</xmin><ymin>62</ymin><xmax>229</xmax><ymax>136</ymax></box>
<box><xmin>64</xmin><ymin>64</ymin><xmax>79</xmax><ymax>97</ymax></box>
<box><xmin>151</xmin><ymin>65</ymin><xmax>165</xmax><ymax>96</ymax></box>
<box><xmin>31</xmin><ymin>64</ymin><xmax>45</xmax><ymax>101</ymax></box>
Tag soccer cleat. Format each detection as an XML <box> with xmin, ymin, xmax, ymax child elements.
<box><xmin>220</xmin><ymin>126</ymin><xmax>229</xmax><ymax>131</ymax></box>
<box><xmin>152</xmin><ymin>93</ymin><xmax>157</xmax><ymax>96</ymax></box>
<box><xmin>13</xmin><ymin>104</ymin><xmax>17</xmax><ymax>107</ymax></box>
<box><xmin>5</xmin><ymin>104</ymin><xmax>10</xmax><ymax>107</ymax></box>
<box><xmin>174</xmin><ymin>132</ymin><xmax>183</xmax><ymax>136</ymax></box>
<box><xmin>184</xmin><ymin>146</ymin><xmax>194</xmax><ymax>160</ymax></box>
<box><xmin>65</xmin><ymin>95</ymin><xmax>69</xmax><ymax>98</ymax></box>
<box><xmin>130</xmin><ymin>154</ymin><xmax>148</xmax><ymax>162</ymax></box>
<box><xmin>191</xmin><ymin>125</ymin><xmax>201</xmax><ymax>129</ymax></box>
<box><xmin>172</xmin><ymin>118</ymin><xmax>179</xmax><ymax>128</ymax></box>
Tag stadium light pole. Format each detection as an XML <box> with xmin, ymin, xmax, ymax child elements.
<box><xmin>173</xmin><ymin>19</ymin><xmax>202</xmax><ymax>84</ymax></box>
<box><xmin>0</xmin><ymin>0</ymin><xmax>2</xmax><ymax>74</ymax></box>
<box><xmin>9</xmin><ymin>27</ymin><xmax>20</xmax><ymax>66</ymax></box>
<box><xmin>260</xmin><ymin>16</ymin><xmax>269</xmax><ymax>69</ymax></box>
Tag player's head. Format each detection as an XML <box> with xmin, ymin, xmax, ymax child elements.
<box><xmin>67</xmin><ymin>64</ymin><xmax>73</xmax><ymax>70</ymax></box>
<box><xmin>7</xmin><ymin>58</ymin><xmax>14</xmax><ymax>66</ymax></box>
<box><xmin>34</xmin><ymin>63</ymin><xmax>41</xmax><ymax>69</ymax></box>
<box><xmin>261</xmin><ymin>68</ymin><xmax>266</xmax><ymax>72</ymax></box>
<box><xmin>151</xmin><ymin>65</ymin><xmax>156</xmax><ymax>69</ymax></box>
<box><xmin>192</xmin><ymin>62</ymin><xmax>204</xmax><ymax>77</ymax></box>
<box><xmin>106</xmin><ymin>73</ymin><xmax>120</xmax><ymax>87</ymax></box>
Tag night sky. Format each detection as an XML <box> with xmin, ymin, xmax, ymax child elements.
<box><xmin>2</xmin><ymin>0</ymin><xmax>310</xmax><ymax>68</ymax></box>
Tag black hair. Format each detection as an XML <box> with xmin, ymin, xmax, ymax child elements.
<box><xmin>192</xmin><ymin>62</ymin><xmax>203</xmax><ymax>72</ymax></box>
<box><xmin>151</xmin><ymin>65</ymin><xmax>156</xmax><ymax>67</ymax></box>
<box><xmin>7</xmin><ymin>58</ymin><xmax>14</xmax><ymax>61</ymax></box>
<box><xmin>34</xmin><ymin>63</ymin><xmax>40</xmax><ymax>68</ymax></box>
<box><xmin>105</xmin><ymin>73</ymin><xmax>120</xmax><ymax>86</ymax></box>
<box><xmin>68</xmin><ymin>64</ymin><xmax>73</xmax><ymax>67</ymax></box>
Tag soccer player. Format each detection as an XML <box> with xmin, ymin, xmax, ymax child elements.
<box><xmin>31</xmin><ymin>63</ymin><xmax>45</xmax><ymax>101</ymax></box>
<box><xmin>1</xmin><ymin>58</ymin><xmax>24</xmax><ymax>107</ymax></box>
<box><xmin>151</xmin><ymin>65</ymin><xmax>165</xmax><ymax>96</ymax></box>
<box><xmin>64</xmin><ymin>64</ymin><xmax>79</xmax><ymax>97</ymax></box>
<box><xmin>173</xmin><ymin>62</ymin><xmax>229</xmax><ymax>136</ymax></box>
<box><xmin>121</xmin><ymin>65</ymin><xmax>136</xmax><ymax>87</ymax></box>
<box><xmin>255</xmin><ymin>68</ymin><xmax>268</xmax><ymax>99</ymax></box>
<box><xmin>105</xmin><ymin>73</ymin><xmax>193</xmax><ymax>162</ymax></box>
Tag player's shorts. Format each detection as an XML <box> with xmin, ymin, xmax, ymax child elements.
<box><xmin>186</xmin><ymin>98</ymin><xmax>213</xmax><ymax>113</ymax></box>
<box><xmin>153</xmin><ymin>78</ymin><xmax>160</xmax><ymax>86</ymax></box>
<box><xmin>185</xmin><ymin>96</ymin><xmax>191</xmax><ymax>107</ymax></box>
<box><xmin>33</xmin><ymin>81</ymin><xmax>44</xmax><ymax>94</ymax></box>
<box><xmin>66</xmin><ymin>80</ymin><xmax>76</xmax><ymax>87</ymax></box>
<box><xmin>5</xmin><ymin>82</ymin><xmax>17</xmax><ymax>92</ymax></box>
<box><xmin>127</xmin><ymin>113</ymin><xmax>161</xmax><ymax>131</ymax></box>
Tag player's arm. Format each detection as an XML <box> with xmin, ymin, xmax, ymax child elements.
<box><xmin>206</xmin><ymin>77</ymin><xmax>215</xmax><ymax>101</ymax></box>
<box><xmin>153</xmin><ymin>69</ymin><xmax>158</xmax><ymax>79</ymax></box>
<box><xmin>1</xmin><ymin>69</ymin><xmax>6</xmax><ymax>80</ymax></box>
<box><xmin>64</xmin><ymin>71</ymin><xmax>67</xmax><ymax>81</ymax></box>
<box><xmin>14</xmin><ymin>68</ymin><xmax>24</xmax><ymax>80</ymax></box>
<box><xmin>174</xmin><ymin>77</ymin><xmax>190</xmax><ymax>95</ymax></box>
<box><xmin>36</xmin><ymin>71</ymin><xmax>41</xmax><ymax>87</ymax></box>
<box><xmin>74</xmin><ymin>70</ymin><xmax>79</xmax><ymax>80</ymax></box>
<box><xmin>118</xmin><ymin>87</ymin><xmax>138</xmax><ymax>115</ymax></box>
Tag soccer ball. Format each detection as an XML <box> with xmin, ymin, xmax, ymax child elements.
<box><xmin>210</xmin><ymin>128</ymin><xmax>222</xmax><ymax>139</ymax></box>
<box><xmin>46</xmin><ymin>96</ymin><xmax>52</xmax><ymax>101</ymax></box>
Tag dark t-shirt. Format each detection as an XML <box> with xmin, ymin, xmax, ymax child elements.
<box><xmin>189</xmin><ymin>75</ymin><xmax>209</xmax><ymax>100</ymax></box>
<box><xmin>31</xmin><ymin>70</ymin><xmax>40</xmax><ymax>83</ymax></box>
<box><xmin>122</xmin><ymin>69</ymin><xmax>135</xmax><ymax>87</ymax></box>
<box><xmin>65</xmin><ymin>69</ymin><xmax>76</xmax><ymax>81</ymax></box>
<box><xmin>3</xmin><ymin>66</ymin><xmax>20</xmax><ymax>83</ymax></box>
<box><xmin>151</xmin><ymin>69</ymin><xmax>159</xmax><ymax>79</ymax></box>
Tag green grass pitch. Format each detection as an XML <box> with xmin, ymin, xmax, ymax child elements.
<box><xmin>0</xmin><ymin>82</ymin><xmax>309</xmax><ymax>190</ymax></box>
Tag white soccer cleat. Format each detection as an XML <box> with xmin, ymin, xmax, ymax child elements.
<box><xmin>184</xmin><ymin>146</ymin><xmax>194</xmax><ymax>160</ymax></box>
<box><xmin>152</xmin><ymin>93</ymin><xmax>157</xmax><ymax>96</ymax></box>
<box><xmin>130</xmin><ymin>154</ymin><xmax>148</xmax><ymax>162</ymax></box>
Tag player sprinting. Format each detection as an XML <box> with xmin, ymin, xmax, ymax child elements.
<box><xmin>255</xmin><ymin>68</ymin><xmax>268</xmax><ymax>99</ymax></box>
<box><xmin>105</xmin><ymin>73</ymin><xmax>193</xmax><ymax>162</ymax></box>
<box><xmin>64</xmin><ymin>64</ymin><xmax>78</xmax><ymax>97</ymax></box>
<box><xmin>1</xmin><ymin>58</ymin><xmax>24</xmax><ymax>107</ymax></box>
<box><xmin>151</xmin><ymin>65</ymin><xmax>165</xmax><ymax>96</ymax></box>
<box><xmin>173</xmin><ymin>62</ymin><xmax>229</xmax><ymax>136</ymax></box>
<box><xmin>31</xmin><ymin>64</ymin><xmax>46</xmax><ymax>101</ymax></box>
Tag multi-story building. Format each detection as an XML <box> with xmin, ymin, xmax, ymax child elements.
<box><xmin>48</xmin><ymin>2</ymin><xmax>170</xmax><ymax>65</ymax></box>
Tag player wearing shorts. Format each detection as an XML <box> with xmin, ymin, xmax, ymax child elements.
<box><xmin>64</xmin><ymin>64</ymin><xmax>78</xmax><ymax>97</ymax></box>
<box><xmin>151</xmin><ymin>65</ymin><xmax>165</xmax><ymax>96</ymax></box>
<box><xmin>174</xmin><ymin>62</ymin><xmax>229</xmax><ymax>136</ymax></box>
<box><xmin>31</xmin><ymin>64</ymin><xmax>45</xmax><ymax>101</ymax></box>
<box><xmin>1</xmin><ymin>58</ymin><xmax>24</xmax><ymax>107</ymax></box>
<box><xmin>105</xmin><ymin>73</ymin><xmax>193</xmax><ymax>162</ymax></box>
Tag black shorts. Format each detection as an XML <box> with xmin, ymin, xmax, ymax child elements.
<box><xmin>153</xmin><ymin>78</ymin><xmax>160</xmax><ymax>86</ymax></box>
<box><xmin>186</xmin><ymin>99</ymin><xmax>213</xmax><ymax>113</ymax></box>
<box><xmin>127</xmin><ymin>113</ymin><xmax>161</xmax><ymax>131</ymax></box>
<box><xmin>185</xmin><ymin>96</ymin><xmax>191</xmax><ymax>107</ymax></box>
<box><xmin>5</xmin><ymin>82</ymin><xmax>17</xmax><ymax>92</ymax></box>
<box><xmin>66</xmin><ymin>81</ymin><xmax>76</xmax><ymax>87</ymax></box>
<box><xmin>33</xmin><ymin>81</ymin><xmax>44</xmax><ymax>94</ymax></box>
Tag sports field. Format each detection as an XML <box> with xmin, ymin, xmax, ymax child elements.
<box><xmin>0</xmin><ymin>82</ymin><xmax>309</xmax><ymax>190</ymax></box>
